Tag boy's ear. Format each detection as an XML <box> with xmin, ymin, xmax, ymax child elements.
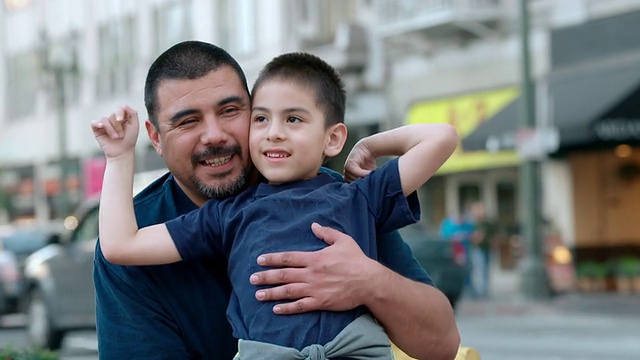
<box><xmin>324</xmin><ymin>123</ymin><xmax>348</xmax><ymax>158</ymax></box>
<box><xmin>145</xmin><ymin>120</ymin><xmax>163</xmax><ymax>157</ymax></box>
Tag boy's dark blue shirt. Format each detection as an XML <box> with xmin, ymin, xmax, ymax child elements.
<box><xmin>93</xmin><ymin>167</ymin><xmax>434</xmax><ymax>360</ymax></box>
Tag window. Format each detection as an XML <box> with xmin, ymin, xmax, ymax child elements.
<box><xmin>6</xmin><ymin>50</ymin><xmax>39</xmax><ymax>119</ymax></box>
<box><xmin>297</xmin><ymin>0</ymin><xmax>358</xmax><ymax>46</ymax></box>
<box><xmin>96</xmin><ymin>16</ymin><xmax>137</xmax><ymax>98</ymax></box>
<box><xmin>153</xmin><ymin>0</ymin><xmax>192</xmax><ymax>56</ymax></box>
<box><xmin>216</xmin><ymin>0</ymin><xmax>256</xmax><ymax>57</ymax></box>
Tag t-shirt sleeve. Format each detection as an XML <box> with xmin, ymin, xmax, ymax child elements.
<box><xmin>165</xmin><ymin>200</ymin><xmax>225</xmax><ymax>261</ymax></box>
<box><xmin>354</xmin><ymin>157</ymin><xmax>421</xmax><ymax>234</ymax></box>
<box><xmin>377</xmin><ymin>230</ymin><xmax>434</xmax><ymax>286</ymax></box>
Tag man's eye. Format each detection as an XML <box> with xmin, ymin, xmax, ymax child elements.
<box><xmin>222</xmin><ymin>107</ymin><xmax>239</xmax><ymax>115</ymax></box>
<box><xmin>180</xmin><ymin>118</ymin><xmax>198</xmax><ymax>125</ymax></box>
<box><xmin>287</xmin><ymin>116</ymin><xmax>302</xmax><ymax>123</ymax></box>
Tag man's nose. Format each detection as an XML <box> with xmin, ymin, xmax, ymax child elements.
<box><xmin>201</xmin><ymin>117</ymin><xmax>229</xmax><ymax>145</ymax></box>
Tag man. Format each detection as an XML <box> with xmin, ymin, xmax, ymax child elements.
<box><xmin>93</xmin><ymin>41</ymin><xmax>459</xmax><ymax>360</ymax></box>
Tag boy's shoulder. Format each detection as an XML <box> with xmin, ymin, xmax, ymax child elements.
<box><xmin>318</xmin><ymin>166</ymin><xmax>343</xmax><ymax>181</ymax></box>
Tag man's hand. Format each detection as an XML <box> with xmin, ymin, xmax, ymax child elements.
<box><xmin>249</xmin><ymin>223</ymin><xmax>376</xmax><ymax>314</ymax></box>
<box><xmin>90</xmin><ymin>106</ymin><xmax>139</xmax><ymax>159</ymax></box>
<box><xmin>343</xmin><ymin>140</ymin><xmax>377</xmax><ymax>183</ymax></box>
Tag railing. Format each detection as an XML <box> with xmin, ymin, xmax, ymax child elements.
<box><xmin>372</xmin><ymin>0</ymin><xmax>500</xmax><ymax>27</ymax></box>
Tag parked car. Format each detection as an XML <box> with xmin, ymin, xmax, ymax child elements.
<box><xmin>398</xmin><ymin>223</ymin><xmax>466</xmax><ymax>308</ymax></box>
<box><xmin>21</xmin><ymin>169</ymin><xmax>167</xmax><ymax>349</ymax></box>
<box><xmin>23</xmin><ymin>198</ymin><xmax>99</xmax><ymax>350</ymax></box>
<box><xmin>0</xmin><ymin>224</ymin><xmax>58</xmax><ymax>316</ymax></box>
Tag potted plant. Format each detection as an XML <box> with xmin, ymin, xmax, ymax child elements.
<box><xmin>613</xmin><ymin>257</ymin><xmax>640</xmax><ymax>293</ymax></box>
<box><xmin>575</xmin><ymin>261</ymin><xmax>608</xmax><ymax>292</ymax></box>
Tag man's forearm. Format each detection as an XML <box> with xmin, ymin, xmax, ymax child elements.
<box><xmin>363</xmin><ymin>262</ymin><xmax>460</xmax><ymax>360</ymax></box>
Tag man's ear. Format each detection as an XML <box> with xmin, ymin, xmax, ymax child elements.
<box><xmin>145</xmin><ymin>120</ymin><xmax>163</xmax><ymax>157</ymax></box>
<box><xmin>324</xmin><ymin>123</ymin><xmax>348</xmax><ymax>158</ymax></box>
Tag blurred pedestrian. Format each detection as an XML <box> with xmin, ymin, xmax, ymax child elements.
<box><xmin>439</xmin><ymin>206</ymin><xmax>476</xmax><ymax>298</ymax></box>
<box><xmin>92</xmin><ymin>41</ymin><xmax>460</xmax><ymax>360</ymax></box>
<box><xmin>469</xmin><ymin>201</ymin><xmax>497</xmax><ymax>299</ymax></box>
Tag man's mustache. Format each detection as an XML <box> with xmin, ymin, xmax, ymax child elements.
<box><xmin>192</xmin><ymin>146</ymin><xmax>242</xmax><ymax>163</ymax></box>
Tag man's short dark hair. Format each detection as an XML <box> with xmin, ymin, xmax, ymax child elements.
<box><xmin>251</xmin><ymin>52</ymin><xmax>346</xmax><ymax>126</ymax></box>
<box><xmin>144</xmin><ymin>41</ymin><xmax>249</xmax><ymax>128</ymax></box>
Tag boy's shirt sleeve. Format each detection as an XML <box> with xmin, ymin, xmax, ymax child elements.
<box><xmin>319</xmin><ymin>164</ymin><xmax>433</xmax><ymax>286</ymax></box>
<box><xmin>165</xmin><ymin>200</ymin><xmax>225</xmax><ymax>261</ymax></box>
<box><xmin>353</xmin><ymin>158</ymin><xmax>421</xmax><ymax>234</ymax></box>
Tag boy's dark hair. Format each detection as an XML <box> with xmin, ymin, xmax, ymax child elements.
<box><xmin>251</xmin><ymin>52</ymin><xmax>346</xmax><ymax>126</ymax></box>
<box><xmin>144</xmin><ymin>41</ymin><xmax>249</xmax><ymax>129</ymax></box>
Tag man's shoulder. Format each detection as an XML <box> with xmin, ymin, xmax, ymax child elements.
<box><xmin>132</xmin><ymin>172</ymin><xmax>191</xmax><ymax>226</ymax></box>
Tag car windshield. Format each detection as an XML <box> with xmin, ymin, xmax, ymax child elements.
<box><xmin>1</xmin><ymin>229</ymin><xmax>51</xmax><ymax>256</ymax></box>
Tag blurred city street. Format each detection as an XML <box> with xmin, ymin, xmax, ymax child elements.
<box><xmin>455</xmin><ymin>266</ymin><xmax>640</xmax><ymax>360</ymax></box>
<box><xmin>0</xmin><ymin>268</ymin><xmax>638</xmax><ymax>360</ymax></box>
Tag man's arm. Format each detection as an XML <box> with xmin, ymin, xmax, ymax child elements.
<box><xmin>94</xmin><ymin>246</ymin><xmax>192</xmax><ymax>359</ymax></box>
<box><xmin>250</xmin><ymin>223</ymin><xmax>460</xmax><ymax>360</ymax></box>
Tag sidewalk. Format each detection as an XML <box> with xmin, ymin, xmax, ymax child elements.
<box><xmin>456</xmin><ymin>262</ymin><xmax>640</xmax><ymax>318</ymax></box>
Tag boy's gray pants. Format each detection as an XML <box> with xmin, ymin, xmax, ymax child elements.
<box><xmin>234</xmin><ymin>313</ymin><xmax>394</xmax><ymax>360</ymax></box>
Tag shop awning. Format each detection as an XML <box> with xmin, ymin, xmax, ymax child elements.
<box><xmin>551</xmin><ymin>55</ymin><xmax>640</xmax><ymax>149</ymax></box>
<box><xmin>461</xmin><ymin>53</ymin><xmax>640</xmax><ymax>153</ymax></box>
<box><xmin>461</xmin><ymin>97</ymin><xmax>520</xmax><ymax>152</ymax></box>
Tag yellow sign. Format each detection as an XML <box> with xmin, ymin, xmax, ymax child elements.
<box><xmin>407</xmin><ymin>87</ymin><xmax>520</xmax><ymax>174</ymax></box>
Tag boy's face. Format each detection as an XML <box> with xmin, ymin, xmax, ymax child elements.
<box><xmin>250</xmin><ymin>79</ymin><xmax>346</xmax><ymax>184</ymax></box>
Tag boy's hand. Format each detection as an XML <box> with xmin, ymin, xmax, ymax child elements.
<box><xmin>343</xmin><ymin>140</ymin><xmax>376</xmax><ymax>182</ymax></box>
<box><xmin>91</xmin><ymin>106</ymin><xmax>139</xmax><ymax>159</ymax></box>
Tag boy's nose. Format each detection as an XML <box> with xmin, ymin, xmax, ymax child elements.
<box><xmin>266</xmin><ymin>121</ymin><xmax>285</xmax><ymax>141</ymax></box>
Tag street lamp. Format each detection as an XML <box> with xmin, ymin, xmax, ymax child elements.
<box><xmin>517</xmin><ymin>0</ymin><xmax>551</xmax><ymax>299</ymax></box>
<box><xmin>39</xmin><ymin>29</ymin><xmax>79</xmax><ymax>219</ymax></box>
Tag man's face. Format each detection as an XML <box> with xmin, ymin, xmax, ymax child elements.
<box><xmin>146</xmin><ymin>67</ymin><xmax>255</xmax><ymax>206</ymax></box>
<box><xmin>250</xmin><ymin>80</ymin><xmax>344</xmax><ymax>184</ymax></box>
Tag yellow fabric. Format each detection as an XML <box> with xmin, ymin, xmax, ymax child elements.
<box><xmin>391</xmin><ymin>343</ymin><xmax>480</xmax><ymax>360</ymax></box>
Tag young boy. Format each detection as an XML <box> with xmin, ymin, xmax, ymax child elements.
<box><xmin>91</xmin><ymin>52</ymin><xmax>458</xmax><ymax>359</ymax></box>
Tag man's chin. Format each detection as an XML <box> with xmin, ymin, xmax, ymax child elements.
<box><xmin>193</xmin><ymin>171</ymin><xmax>247</xmax><ymax>199</ymax></box>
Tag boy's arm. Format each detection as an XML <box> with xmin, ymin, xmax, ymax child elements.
<box><xmin>91</xmin><ymin>106</ymin><xmax>181</xmax><ymax>266</ymax></box>
<box><xmin>345</xmin><ymin>124</ymin><xmax>458</xmax><ymax>195</ymax></box>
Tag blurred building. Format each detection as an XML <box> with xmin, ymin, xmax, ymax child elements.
<box><xmin>1</xmin><ymin>0</ymin><xmax>640</xmax><ymax>289</ymax></box>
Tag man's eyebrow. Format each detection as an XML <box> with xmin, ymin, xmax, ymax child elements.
<box><xmin>169</xmin><ymin>109</ymin><xmax>199</xmax><ymax>124</ymax></box>
<box><xmin>218</xmin><ymin>95</ymin><xmax>245</xmax><ymax>107</ymax></box>
<box><xmin>168</xmin><ymin>96</ymin><xmax>246</xmax><ymax>124</ymax></box>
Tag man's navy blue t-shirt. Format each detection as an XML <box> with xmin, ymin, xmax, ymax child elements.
<box><xmin>166</xmin><ymin>159</ymin><xmax>420</xmax><ymax>349</ymax></box>
<box><xmin>93</xmin><ymin>167</ymin><xmax>434</xmax><ymax>360</ymax></box>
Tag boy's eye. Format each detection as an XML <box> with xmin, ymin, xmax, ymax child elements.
<box><xmin>255</xmin><ymin>115</ymin><xmax>267</xmax><ymax>122</ymax></box>
<box><xmin>287</xmin><ymin>116</ymin><xmax>302</xmax><ymax>123</ymax></box>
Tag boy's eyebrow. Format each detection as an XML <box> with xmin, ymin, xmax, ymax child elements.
<box><xmin>252</xmin><ymin>106</ymin><xmax>311</xmax><ymax>114</ymax></box>
<box><xmin>169</xmin><ymin>96</ymin><xmax>246</xmax><ymax>124</ymax></box>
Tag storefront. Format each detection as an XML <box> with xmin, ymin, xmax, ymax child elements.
<box><xmin>461</xmin><ymin>10</ymin><xmax>640</xmax><ymax>292</ymax></box>
<box><xmin>406</xmin><ymin>87</ymin><xmax>521</xmax><ymax>233</ymax></box>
